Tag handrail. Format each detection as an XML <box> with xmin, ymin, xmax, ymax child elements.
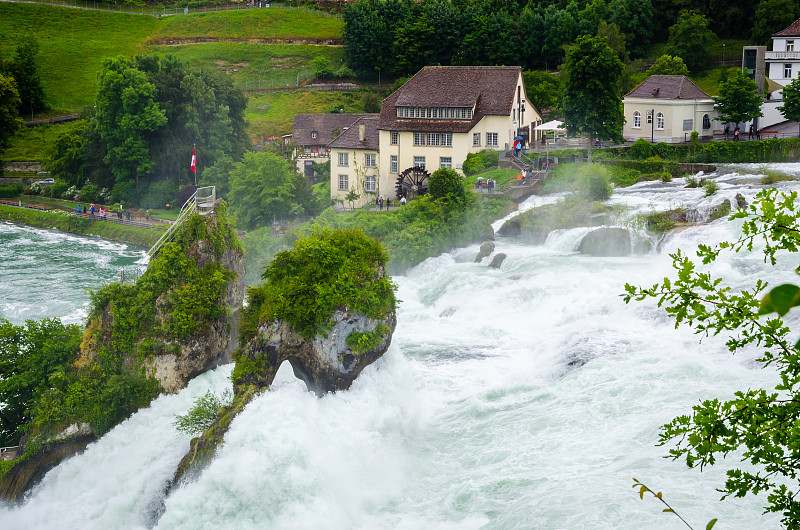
<box><xmin>146</xmin><ymin>186</ymin><xmax>216</xmax><ymax>260</ymax></box>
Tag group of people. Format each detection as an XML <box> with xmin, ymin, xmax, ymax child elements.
<box><xmin>476</xmin><ymin>178</ymin><xmax>496</xmax><ymax>193</ymax></box>
<box><xmin>725</xmin><ymin>124</ymin><xmax>762</xmax><ymax>141</ymax></box>
<box><xmin>375</xmin><ymin>195</ymin><xmax>407</xmax><ymax>211</ymax></box>
<box><xmin>515</xmin><ymin>168</ymin><xmax>536</xmax><ymax>186</ymax></box>
<box><xmin>76</xmin><ymin>204</ymin><xmax>132</xmax><ymax>221</ymax></box>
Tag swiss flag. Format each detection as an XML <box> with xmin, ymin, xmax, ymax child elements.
<box><xmin>190</xmin><ymin>147</ymin><xmax>197</xmax><ymax>173</ymax></box>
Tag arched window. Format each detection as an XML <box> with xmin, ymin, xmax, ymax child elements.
<box><xmin>656</xmin><ymin>112</ymin><xmax>665</xmax><ymax>130</ymax></box>
<box><xmin>633</xmin><ymin>111</ymin><xmax>641</xmax><ymax>128</ymax></box>
<box><xmin>702</xmin><ymin>114</ymin><xmax>711</xmax><ymax>129</ymax></box>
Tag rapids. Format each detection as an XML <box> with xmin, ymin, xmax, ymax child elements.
<box><xmin>2</xmin><ymin>164</ymin><xmax>800</xmax><ymax>529</ymax></box>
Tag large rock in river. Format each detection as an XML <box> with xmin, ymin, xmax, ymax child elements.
<box><xmin>578</xmin><ymin>227</ymin><xmax>631</xmax><ymax>256</ymax></box>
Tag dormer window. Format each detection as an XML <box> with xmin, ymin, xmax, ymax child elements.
<box><xmin>311</xmin><ymin>131</ymin><xmax>317</xmax><ymax>139</ymax></box>
<box><xmin>788</xmin><ymin>40</ymin><xmax>795</xmax><ymax>52</ymax></box>
<box><xmin>396</xmin><ymin>106</ymin><xmax>473</xmax><ymax>120</ymax></box>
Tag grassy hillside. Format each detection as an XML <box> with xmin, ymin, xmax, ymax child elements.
<box><xmin>0</xmin><ymin>3</ymin><xmax>343</xmax><ymax>110</ymax></box>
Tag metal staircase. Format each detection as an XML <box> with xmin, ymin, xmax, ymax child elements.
<box><xmin>146</xmin><ymin>186</ymin><xmax>216</xmax><ymax>260</ymax></box>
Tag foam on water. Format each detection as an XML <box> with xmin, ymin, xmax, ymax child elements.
<box><xmin>3</xmin><ymin>166</ymin><xmax>800</xmax><ymax>528</ymax></box>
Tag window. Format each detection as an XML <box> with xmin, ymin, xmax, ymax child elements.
<box><xmin>338</xmin><ymin>174</ymin><xmax>348</xmax><ymax>190</ymax></box>
<box><xmin>788</xmin><ymin>40</ymin><xmax>795</xmax><ymax>51</ymax></box>
<box><xmin>365</xmin><ymin>175</ymin><xmax>376</xmax><ymax>192</ymax></box>
<box><xmin>365</xmin><ymin>154</ymin><xmax>376</xmax><ymax>168</ymax></box>
<box><xmin>414</xmin><ymin>156</ymin><xmax>425</xmax><ymax>169</ymax></box>
<box><xmin>473</xmin><ymin>133</ymin><xmax>481</xmax><ymax>146</ymax></box>
<box><xmin>486</xmin><ymin>132</ymin><xmax>498</xmax><ymax>147</ymax></box>
<box><xmin>442</xmin><ymin>133</ymin><xmax>452</xmax><ymax>146</ymax></box>
<box><xmin>633</xmin><ymin>111</ymin><xmax>641</xmax><ymax>129</ymax></box>
<box><xmin>427</xmin><ymin>133</ymin><xmax>440</xmax><ymax>146</ymax></box>
<box><xmin>786</xmin><ymin>63</ymin><xmax>793</xmax><ymax>78</ymax></box>
<box><xmin>338</xmin><ymin>152</ymin><xmax>348</xmax><ymax>166</ymax></box>
<box><xmin>656</xmin><ymin>112</ymin><xmax>664</xmax><ymax>130</ymax></box>
<box><xmin>440</xmin><ymin>157</ymin><xmax>452</xmax><ymax>169</ymax></box>
<box><xmin>414</xmin><ymin>132</ymin><xmax>425</xmax><ymax>146</ymax></box>
<box><xmin>646</xmin><ymin>110</ymin><xmax>652</xmax><ymax>124</ymax></box>
<box><xmin>390</xmin><ymin>131</ymin><xmax>398</xmax><ymax>145</ymax></box>
<box><xmin>702</xmin><ymin>114</ymin><xmax>711</xmax><ymax>130</ymax></box>
<box><xmin>311</xmin><ymin>131</ymin><xmax>317</xmax><ymax>139</ymax></box>
<box><xmin>304</xmin><ymin>145</ymin><xmax>311</xmax><ymax>153</ymax></box>
<box><xmin>390</xmin><ymin>155</ymin><xmax>398</xmax><ymax>174</ymax></box>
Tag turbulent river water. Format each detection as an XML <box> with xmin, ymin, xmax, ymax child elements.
<box><xmin>3</xmin><ymin>164</ymin><xmax>800</xmax><ymax>529</ymax></box>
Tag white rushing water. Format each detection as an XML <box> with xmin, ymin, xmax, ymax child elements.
<box><xmin>2</xmin><ymin>165</ymin><xmax>800</xmax><ymax>529</ymax></box>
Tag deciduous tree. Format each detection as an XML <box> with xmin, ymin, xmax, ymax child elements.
<box><xmin>562</xmin><ymin>35</ymin><xmax>625</xmax><ymax>162</ymax></box>
<box><xmin>714</xmin><ymin>69</ymin><xmax>764</xmax><ymax>126</ymax></box>
<box><xmin>666</xmin><ymin>10</ymin><xmax>716</xmax><ymax>72</ymax></box>
<box><xmin>0</xmin><ymin>73</ymin><xmax>22</xmax><ymax>163</ymax></box>
<box><xmin>777</xmin><ymin>78</ymin><xmax>800</xmax><ymax>137</ymax></box>
<box><xmin>751</xmin><ymin>0</ymin><xmax>800</xmax><ymax>46</ymax></box>
<box><xmin>646</xmin><ymin>54</ymin><xmax>689</xmax><ymax>77</ymax></box>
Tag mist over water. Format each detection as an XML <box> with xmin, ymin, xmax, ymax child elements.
<box><xmin>2</xmin><ymin>165</ymin><xmax>799</xmax><ymax>529</ymax></box>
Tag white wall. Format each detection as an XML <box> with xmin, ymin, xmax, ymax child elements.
<box><xmin>622</xmin><ymin>98</ymin><xmax>714</xmax><ymax>143</ymax></box>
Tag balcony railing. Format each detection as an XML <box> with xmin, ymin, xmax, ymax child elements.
<box><xmin>766</xmin><ymin>51</ymin><xmax>800</xmax><ymax>60</ymax></box>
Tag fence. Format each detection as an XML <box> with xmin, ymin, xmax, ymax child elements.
<box><xmin>4</xmin><ymin>0</ymin><xmax>340</xmax><ymax>18</ymax></box>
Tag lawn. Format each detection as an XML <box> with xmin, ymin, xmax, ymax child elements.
<box><xmin>4</xmin><ymin>124</ymin><xmax>64</xmax><ymax>162</ymax></box>
<box><xmin>245</xmin><ymin>89</ymin><xmax>375</xmax><ymax>140</ymax></box>
<box><xmin>463</xmin><ymin>168</ymin><xmax>518</xmax><ymax>188</ymax></box>
<box><xmin>147</xmin><ymin>42</ymin><xmax>343</xmax><ymax>88</ymax></box>
<box><xmin>0</xmin><ymin>3</ymin><xmax>343</xmax><ymax>111</ymax></box>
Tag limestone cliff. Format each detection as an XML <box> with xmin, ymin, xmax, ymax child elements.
<box><xmin>0</xmin><ymin>203</ymin><xmax>245</xmax><ymax>502</ymax></box>
<box><xmin>172</xmin><ymin>227</ymin><xmax>397</xmax><ymax>484</ymax></box>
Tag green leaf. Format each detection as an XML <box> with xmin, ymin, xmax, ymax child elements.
<box><xmin>759</xmin><ymin>284</ymin><xmax>800</xmax><ymax>316</ymax></box>
<box><xmin>706</xmin><ymin>518</ymin><xmax>718</xmax><ymax>530</ymax></box>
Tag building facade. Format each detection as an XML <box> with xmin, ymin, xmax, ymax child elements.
<box><xmin>290</xmin><ymin>113</ymin><xmax>373</xmax><ymax>179</ymax></box>
<box><xmin>622</xmin><ymin>75</ymin><xmax>714</xmax><ymax>143</ymax></box>
<box><xmin>328</xmin><ymin>117</ymin><xmax>380</xmax><ymax>209</ymax></box>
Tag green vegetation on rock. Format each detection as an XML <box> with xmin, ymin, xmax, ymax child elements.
<box><xmin>346</xmin><ymin>324</ymin><xmax>390</xmax><ymax>355</ymax></box>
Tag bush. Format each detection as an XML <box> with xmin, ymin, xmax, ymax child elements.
<box><xmin>703</xmin><ymin>179</ymin><xmax>719</xmax><ymax>197</ymax></box>
<box><xmin>50</xmin><ymin>181</ymin><xmax>69</xmax><ymax>199</ymax></box>
<box><xmin>0</xmin><ymin>183</ymin><xmax>24</xmax><ymax>198</ymax></box>
<box><xmin>79</xmin><ymin>184</ymin><xmax>99</xmax><ymax>203</ymax></box>
<box><xmin>313</xmin><ymin>56</ymin><xmax>333</xmax><ymax>79</ymax></box>
<box><xmin>462</xmin><ymin>150</ymin><xmax>500</xmax><ymax>176</ymax></box>
<box><xmin>685</xmin><ymin>175</ymin><xmax>700</xmax><ymax>188</ymax></box>
<box><xmin>141</xmin><ymin>181</ymin><xmax>178</xmax><ymax>209</ymax></box>
<box><xmin>762</xmin><ymin>170</ymin><xmax>795</xmax><ymax>184</ymax></box>
<box><xmin>628</xmin><ymin>139</ymin><xmax>654</xmax><ymax>160</ymax></box>
<box><xmin>428</xmin><ymin>167</ymin><xmax>467</xmax><ymax>204</ymax></box>
<box><xmin>173</xmin><ymin>389</ymin><xmax>232</xmax><ymax>435</ymax></box>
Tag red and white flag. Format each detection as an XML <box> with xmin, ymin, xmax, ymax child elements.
<box><xmin>190</xmin><ymin>147</ymin><xmax>197</xmax><ymax>173</ymax></box>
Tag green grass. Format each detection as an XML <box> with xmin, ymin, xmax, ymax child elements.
<box><xmin>148</xmin><ymin>42</ymin><xmax>343</xmax><ymax>88</ymax></box>
<box><xmin>246</xmin><ymin>90</ymin><xmax>371</xmax><ymax>139</ymax></box>
<box><xmin>0</xmin><ymin>3</ymin><xmax>343</xmax><ymax>111</ymax></box>
<box><xmin>152</xmin><ymin>9</ymin><xmax>342</xmax><ymax>40</ymax></box>
<box><xmin>4</xmin><ymin>124</ymin><xmax>63</xmax><ymax>162</ymax></box>
<box><xmin>463</xmin><ymin>168</ymin><xmax>518</xmax><ymax>188</ymax></box>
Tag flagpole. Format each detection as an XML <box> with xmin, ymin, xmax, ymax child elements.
<box><xmin>193</xmin><ymin>143</ymin><xmax>197</xmax><ymax>187</ymax></box>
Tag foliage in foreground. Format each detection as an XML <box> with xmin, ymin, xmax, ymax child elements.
<box><xmin>240</xmin><ymin>227</ymin><xmax>396</xmax><ymax>343</ymax></box>
<box><xmin>174</xmin><ymin>389</ymin><xmax>233</xmax><ymax>436</ymax></box>
<box><xmin>623</xmin><ymin>188</ymin><xmax>800</xmax><ymax>527</ymax></box>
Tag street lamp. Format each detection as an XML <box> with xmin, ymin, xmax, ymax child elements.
<box><xmin>722</xmin><ymin>43</ymin><xmax>726</xmax><ymax>66</ymax></box>
<box><xmin>648</xmin><ymin>109</ymin><xmax>654</xmax><ymax>142</ymax></box>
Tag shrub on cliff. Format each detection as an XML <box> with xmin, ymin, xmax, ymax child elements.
<box><xmin>240</xmin><ymin>227</ymin><xmax>396</xmax><ymax>342</ymax></box>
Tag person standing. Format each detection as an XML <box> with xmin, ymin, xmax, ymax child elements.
<box><xmin>478</xmin><ymin>179</ymin><xmax>483</xmax><ymax>192</ymax></box>
<box><xmin>375</xmin><ymin>196</ymin><xmax>379</xmax><ymax>210</ymax></box>
<box><xmin>379</xmin><ymin>197</ymin><xmax>384</xmax><ymax>210</ymax></box>
<box><xmin>517</xmin><ymin>172</ymin><xmax>522</xmax><ymax>186</ymax></box>
<box><xmin>401</xmin><ymin>196</ymin><xmax>407</xmax><ymax>206</ymax></box>
<box><xmin>386</xmin><ymin>198</ymin><xmax>391</xmax><ymax>209</ymax></box>
<box><xmin>734</xmin><ymin>127</ymin><xmax>740</xmax><ymax>141</ymax></box>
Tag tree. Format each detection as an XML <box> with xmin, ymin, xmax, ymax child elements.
<box><xmin>46</xmin><ymin>119</ymin><xmax>89</xmax><ymax>186</ymax></box>
<box><xmin>562</xmin><ymin>35</ymin><xmax>625</xmax><ymax>162</ymax></box>
<box><xmin>2</xmin><ymin>34</ymin><xmax>46</xmax><ymax>115</ymax></box>
<box><xmin>428</xmin><ymin>167</ymin><xmax>467</xmax><ymax>204</ymax></box>
<box><xmin>623</xmin><ymin>188</ymin><xmax>800</xmax><ymax>528</ymax></box>
<box><xmin>93</xmin><ymin>56</ymin><xmax>167</xmax><ymax>185</ymax></box>
<box><xmin>608</xmin><ymin>0</ymin><xmax>654</xmax><ymax>58</ymax></box>
<box><xmin>227</xmin><ymin>151</ymin><xmax>301</xmax><ymax>229</ymax></box>
<box><xmin>597</xmin><ymin>20</ymin><xmax>629</xmax><ymax>63</ymax></box>
<box><xmin>666</xmin><ymin>11</ymin><xmax>716</xmax><ymax>72</ymax></box>
<box><xmin>714</xmin><ymin>69</ymin><xmax>764</xmax><ymax>126</ymax></box>
<box><xmin>751</xmin><ymin>0</ymin><xmax>800</xmax><ymax>46</ymax></box>
<box><xmin>646</xmin><ymin>54</ymin><xmax>690</xmax><ymax>77</ymax></box>
<box><xmin>0</xmin><ymin>318</ymin><xmax>82</xmax><ymax>445</ymax></box>
<box><xmin>198</xmin><ymin>154</ymin><xmax>235</xmax><ymax>200</ymax></box>
<box><xmin>523</xmin><ymin>70</ymin><xmax>561</xmax><ymax>111</ymax></box>
<box><xmin>0</xmin><ymin>73</ymin><xmax>22</xmax><ymax>163</ymax></box>
<box><xmin>778</xmin><ymin>78</ymin><xmax>800</xmax><ymax>137</ymax></box>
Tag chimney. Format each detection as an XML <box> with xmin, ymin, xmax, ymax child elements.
<box><xmin>359</xmin><ymin>124</ymin><xmax>365</xmax><ymax>142</ymax></box>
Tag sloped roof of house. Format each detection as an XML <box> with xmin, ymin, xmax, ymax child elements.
<box><xmin>327</xmin><ymin>116</ymin><xmax>379</xmax><ymax>150</ymax></box>
<box><xmin>625</xmin><ymin>75</ymin><xmax>711</xmax><ymax>100</ymax></box>
<box><xmin>379</xmin><ymin>66</ymin><xmax>522</xmax><ymax>133</ymax></box>
<box><xmin>292</xmin><ymin>113</ymin><xmax>374</xmax><ymax>146</ymax></box>
<box><xmin>774</xmin><ymin>18</ymin><xmax>800</xmax><ymax>37</ymax></box>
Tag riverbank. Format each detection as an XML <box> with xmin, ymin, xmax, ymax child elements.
<box><xmin>0</xmin><ymin>205</ymin><xmax>161</xmax><ymax>247</ymax></box>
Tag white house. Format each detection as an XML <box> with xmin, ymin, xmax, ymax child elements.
<box><xmin>290</xmin><ymin>113</ymin><xmax>373</xmax><ymax>179</ymax></box>
<box><xmin>622</xmin><ymin>75</ymin><xmax>714</xmax><ymax>143</ymax></box>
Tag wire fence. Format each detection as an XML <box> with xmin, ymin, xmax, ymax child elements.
<box><xmin>234</xmin><ymin>71</ymin><xmax>315</xmax><ymax>91</ymax></box>
<box><xmin>1</xmin><ymin>0</ymin><xmax>340</xmax><ymax>18</ymax></box>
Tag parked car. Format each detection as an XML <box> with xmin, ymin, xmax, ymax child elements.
<box><xmin>36</xmin><ymin>178</ymin><xmax>55</xmax><ymax>185</ymax></box>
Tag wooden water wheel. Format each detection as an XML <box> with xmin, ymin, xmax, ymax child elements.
<box><xmin>395</xmin><ymin>166</ymin><xmax>430</xmax><ymax>199</ymax></box>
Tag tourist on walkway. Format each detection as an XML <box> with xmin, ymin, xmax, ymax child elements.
<box><xmin>379</xmin><ymin>197</ymin><xmax>384</xmax><ymax>210</ymax></box>
<box><xmin>375</xmin><ymin>196</ymin><xmax>379</xmax><ymax>210</ymax></box>
<box><xmin>517</xmin><ymin>172</ymin><xmax>522</xmax><ymax>186</ymax></box>
<box><xmin>734</xmin><ymin>127</ymin><xmax>740</xmax><ymax>141</ymax></box>
<box><xmin>749</xmin><ymin>124</ymin><xmax>754</xmax><ymax>140</ymax></box>
<box><xmin>478</xmin><ymin>179</ymin><xmax>483</xmax><ymax>192</ymax></box>
<box><xmin>386</xmin><ymin>198</ymin><xmax>391</xmax><ymax>209</ymax></box>
<box><xmin>401</xmin><ymin>196</ymin><xmax>407</xmax><ymax>206</ymax></box>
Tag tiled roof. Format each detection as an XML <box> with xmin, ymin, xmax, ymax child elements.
<box><xmin>379</xmin><ymin>66</ymin><xmax>522</xmax><ymax>133</ymax></box>
<box><xmin>625</xmin><ymin>75</ymin><xmax>711</xmax><ymax>100</ymax></box>
<box><xmin>292</xmin><ymin>113</ymin><xmax>374</xmax><ymax>146</ymax></box>
<box><xmin>775</xmin><ymin>18</ymin><xmax>800</xmax><ymax>37</ymax></box>
<box><xmin>327</xmin><ymin>117</ymin><xmax>379</xmax><ymax>150</ymax></box>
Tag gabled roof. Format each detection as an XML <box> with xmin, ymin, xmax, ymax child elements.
<box><xmin>774</xmin><ymin>18</ymin><xmax>800</xmax><ymax>37</ymax></box>
<box><xmin>625</xmin><ymin>75</ymin><xmax>711</xmax><ymax>100</ymax></box>
<box><xmin>379</xmin><ymin>66</ymin><xmax>522</xmax><ymax>133</ymax></box>
<box><xmin>292</xmin><ymin>113</ymin><xmax>374</xmax><ymax>146</ymax></box>
<box><xmin>327</xmin><ymin>117</ymin><xmax>379</xmax><ymax>150</ymax></box>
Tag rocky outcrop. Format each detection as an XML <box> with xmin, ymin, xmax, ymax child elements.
<box><xmin>474</xmin><ymin>241</ymin><xmax>495</xmax><ymax>262</ymax></box>
<box><xmin>489</xmin><ymin>253</ymin><xmax>507</xmax><ymax>268</ymax></box>
<box><xmin>736</xmin><ymin>193</ymin><xmax>748</xmax><ymax>210</ymax></box>
<box><xmin>578</xmin><ymin>228</ymin><xmax>631</xmax><ymax>256</ymax></box>
<box><xmin>498</xmin><ymin>202</ymin><xmax>607</xmax><ymax>245</ymax></box>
